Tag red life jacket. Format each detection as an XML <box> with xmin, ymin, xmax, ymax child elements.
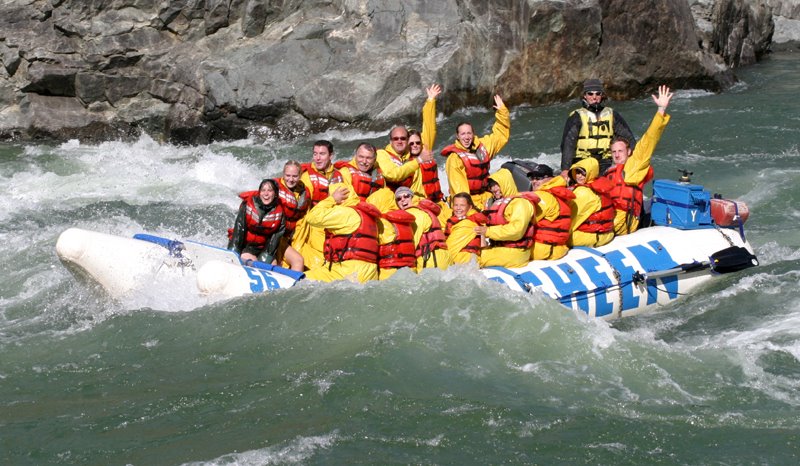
<box><xmin>576</xmin><ymin>178</ymin><xmax>615</xmax><ymax>234</ymax></box>
<box><xmin>534</xmin><ymin>186</ymin><xmax>575</xmax><ymax>246</ymax></box>
<box><xmin>382</xmin><ymin>149</ymin><xmax>414</xmax><ymax>190</ymax></box>
<box><xmin>378</xmin><ymin>210</ymin><xmax>417</xmax><ymax>269</ymax></box>
<box><xmin>483</xmin><ymin>193</ymin><xmax>537</xmax><ymax>249</ymax></box>
<box><xmin>445</xmin><ymin>212</ymin><xmax>488</xmax><ymax>255</ymax></box>
<box><xmin>417</xmin><ymin>159</ymin><xmax>444</xmax><ymax>203</ymax></box>
<box><xmin>302</xmin><ymin>163</ymin><xmax>343</xmax><ymax>206</ymax></box>
<box><xmin>412</xmin><ymin>199</ymin><xmax>448</xmax><ymax>260</ymax></box>
<box><xmin>324</xmin><ymin>202</ymin><xmax>381</xmax><ymax>264</ymax></box>
<box><xmin>235</xmin><ymin>191</ymin><xmax>284</xmax><ymax>248</ymax></box>
<box><xmin>335</xmin><ymin>161</ymin><xmax>385</xmax><ymax>200</ymax></box>
<box><xmin>606</xmin><ymin>164</ymin><xmax>654</xmax><ymax>218</ymax></box>
<box><xmin>440</xmin><ymin>143</ymin><xmax>491</xmax><ymax>194</ymax></box>
<box><xmin>275</xmin><ymin>177</ymin><xmax>310</xmax><ymax>231</ymax></box>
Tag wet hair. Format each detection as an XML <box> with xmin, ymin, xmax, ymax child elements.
<box><xmin>610</xmin><ymin>136</ymin><xmax>631</xmax><ymax>149</ymax></box>
<box><xmin>354</xmin><ymin>142</ymin><xmax>376</xmax><ymax>156</ymax></box>
<box><xmin>258</xmin><ymin>178</ymin><xmax>278</xmax><ymax>193</ymax></box>
<box><xmin>487</xmin><ymin>178</ymin><xmax>500</xmax><ymax>191</ymax></box>
<box><xmin>452</xmin><ymin>192</ymin><xmax>475</xmax><ymax>209</ymax></box>
<box><xmin>313</xmin><ymin>140</ymin><xmax>334</xmax><ymax>154</ymax></box>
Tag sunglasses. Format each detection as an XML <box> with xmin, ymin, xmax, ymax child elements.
<box><xmin>408</xmin><ymin>141</ymin><xmax>422</xmax><ymax>146</ymax></box>
<box><xmin>585</xmin><ymin>91</ymin><xmax>603</xmax><ymax>96</ymax></box>
<box><xmin>396</xmin><ymin>193</ymin><xmax>412</xmax><ymax>200</ymax></box>
<box><xmin>391</xmin><ymin>136</ymin><xmax>408</xmax><ymax>141</ymax></box>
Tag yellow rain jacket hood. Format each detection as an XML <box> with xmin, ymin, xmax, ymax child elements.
<box><xmin>569</xmin><ymin>157</ymin><xmax>600</xmax><ymax>184</ymax></box>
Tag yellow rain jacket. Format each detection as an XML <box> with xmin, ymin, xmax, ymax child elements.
<box><xmin>376</xmin><ymin>145</ymin><xmax>419</xmax><ymax>188</ymax></box>
<box><xmin>479</xmin><ymin>169</ymin><xmax>535</xmax><ymax>268</ymax></box>
<box><xmin>294</xmin><ymin>164</ymin><xmax>341</xmax><ymax>269</ymax></box>
<box><xmin>406</xmin><ymin>201</ymin><xmax>452</xmax><ymax>271</ymax></box>
<box><xmin>531</xmin><ymin>175</ymin><xmax>573</xmax><ymax>261</ymax></box>
<box><xmin>446</xmin><ymin>208</ymin><xmax>485</xmax><ymax>265</ymax></box>
<box><xmin>611</xmin><ymin>111</ymin><xmax>671</xmax><ymax>234</ymax></box>
<box><xmin>445</xmin><ymin>104</ymin><xmax>511</xmax><ymax>208</ymax></box>
<box><xmin>568</xmin><ymin>158</ymin><xmax>614</xmax><ymax>248</ymax></box>
<box><xmin>304</xmin><ymin>183</ymin><xmax>379</xmax><ymax>283</ymax></box>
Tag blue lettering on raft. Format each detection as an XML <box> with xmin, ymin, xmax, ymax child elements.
<box><xmin>513</xmin><ymin>240</ymin><xmax>681</xmax><ymax>314</ymax></box>
<box><xmin>246</xmin><ymin>267</ymin><xmax>281</xmax><ymax>293</ymax></box>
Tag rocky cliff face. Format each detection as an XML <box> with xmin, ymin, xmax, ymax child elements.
<box><xmin>0</xmin><ymin>0</ymin><xmax>777</xmax><ymax>144</ymax></box>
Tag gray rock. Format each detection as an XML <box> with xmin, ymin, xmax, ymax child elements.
<box><xmin>0</xmin><ymin>0</ymin><xmax>780</xmax><ymax>143</ymax></box>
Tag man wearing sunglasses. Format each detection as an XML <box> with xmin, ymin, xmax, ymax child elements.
<box><xmin>375</xmin><ymin>86</ymin><xmax>438</xmax><ymax>192</ymax></box>
<box><xmin>560</xmin><ymin>78</ymin><xmax>636</xmax><ymax>175</ymax></box>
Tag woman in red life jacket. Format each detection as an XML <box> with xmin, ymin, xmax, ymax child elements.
<box><xmin>441</xmin><ymin>94</ymin><xmax>510</xmax><ymax>209</ymax></box>
<box><xmin>445</xmin><ymin>192</ymin><xmax>488</xmax><ymax>264</ymax></box>
<box><xmin>274</xmin><ymin>160</ymin><xmax>308</xmax><ymax>271</ymax></box>
<box><xmin>228</xmin><ymin>178</ymin><xmax>287</xmax><ymax>266</ymax></box>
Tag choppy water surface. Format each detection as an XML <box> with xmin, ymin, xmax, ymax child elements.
<box><xmin>1</xmin><ymin>52</ymin><xmax>799</xmax><ymax>464</ymax></box>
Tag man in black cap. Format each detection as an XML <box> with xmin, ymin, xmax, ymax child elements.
<box><xmin>560</xmin><ymin>78</ymin><xmax>636</xmax><ymax>175</ymax></box>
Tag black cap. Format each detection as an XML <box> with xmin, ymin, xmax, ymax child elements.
<box><xmin>582</xmin><ymin>78</ymin><xmax>604</xmax><ymax>94</ymax></box>
<box><xmin>528</xmin><ymin>164</ymin><xmax>554</xmax><ymax>179</ymax></box>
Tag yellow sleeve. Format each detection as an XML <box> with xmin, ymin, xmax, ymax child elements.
<box><xmin>446</xmin><ymin>153</ymin><xmax>470</xmax><ymax>198</ymax></box>
<box><xmin>376</xmin><ymin>148</ymin><xmax>420</xmax><ymax>183</ymax></box>
<box><xmin>421</xmin><ymin>98</ymin><xmax>436</xmax><ymax>150</ymax></box>
<box><xmin>533</xmin><ymin>192</ymin><xmax>558</xmax><ymax>223</ymax></box>
<box><xmin>624</xmin><ymin>112</ymin><xmax>671</xmax><ymax>185</ymax></box>
<box><xmin>569</xmin><ymin>187</ymin><xmax>601</xmax><ymax>232</ymax></box>
<box><xmin>304</xmin><ymin>197</ymin><xmax>361</xmax><ymax>235</ymax></box>
<box><xmin>486</xmin><ymin>198</ymin><xmax>534</xmax><ymax>241</ymax></box>
<box><xmin>409</xmin><ymin>208</ymin><xmax>432</xmax><ymax>248</ymax></box>
<box><xmin>476</xmin><ymin>105</ymin><xmax>511</xmax><ymax>159</ymax></box>
<box><xmin>446</xmin><ymin>219</ymin><xmax>478</xmax><ymax>255</ymax></box>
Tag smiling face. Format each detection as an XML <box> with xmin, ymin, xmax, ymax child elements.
<box><xmin>354</xmin><ymin>145</ymin><xmax>376</xmax><ymax>172</ymax></box>
<box><xmin>283</xmin><ymin>164</ymin><xmax>300</xmax><ymax>189</ymax></box>
<box><xmin>395</xmin><ymin>192</ymin><xmax>413</xmax><ymax>210</ymax></box>
<box><xmin>408</xmin><ymin>134</ymin><xmax>422</xmax><ymax>156</ymax></box>
<box><xmin>456</xmin><ymin>123</ymin><xmax>474</xmax><ymax>149</ymax></box>
<box><xmin>489</xmin><ymin>183</ymin><xmax>503</xmax><ymax>200</ymax></box>
<box><xmin>312</xmin><ymin>144</ymin><xmax>332</xmax><ymax>171</ymax></box>
<box><xmin>389</xmin><ymin>127</ymin><xmax>409</xmax><ymax>155</ymax></box>
<box><xmin>452</xmin><ymin>196</ymin><xmax>470</xmax><ymax>217</ymax></box>
<box><xmin>259</xmin><ymin>181</ymin><xmax>276</xmax><ymax>204</ymax></box>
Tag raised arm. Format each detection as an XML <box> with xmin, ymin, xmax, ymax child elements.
<box><xmin>652</xmin><ymin>85</ymin><xmax>674</xmax><ymax>115</ymax></box>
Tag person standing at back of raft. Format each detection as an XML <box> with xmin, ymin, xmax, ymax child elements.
<box><xmin>441</xmin><ymin>94</ymin><xmax>510</xmax><ymax>209</ymax></box>
<box><xmin>606</xmin><ymin>85</ymin><xmax>674</xmax><ymax>235</ymax></box>
<box><xmin>560</xmin><ymin>79</ymin><xmax>636</xmax><ymax>175</ymax></box>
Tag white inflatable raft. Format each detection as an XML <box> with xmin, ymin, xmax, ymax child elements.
<box><xmin>55</xmin><ymin>179</ymin><xmax>758</xmax><ymax>319</ymax></box>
